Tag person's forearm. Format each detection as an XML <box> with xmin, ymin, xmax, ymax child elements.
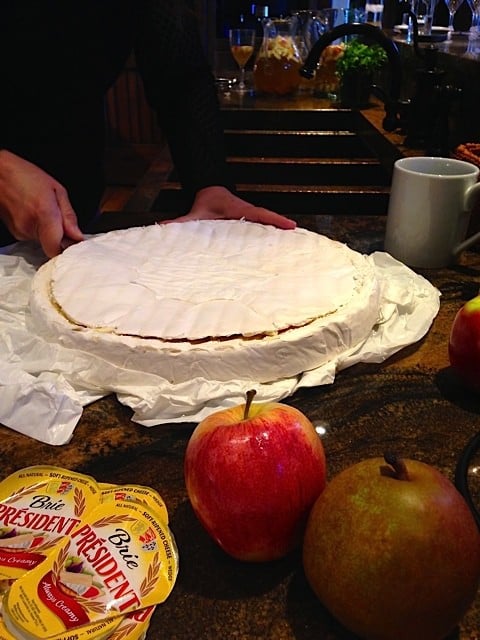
<box><xmin>158</xmin><ymin>72</ymin><xmax>234</xmax><ymax>200</ymax></box>
<box><xmin>135</xmin><ymin>1</ymin><xmax>234</xmax><ymax>202</ymax></box>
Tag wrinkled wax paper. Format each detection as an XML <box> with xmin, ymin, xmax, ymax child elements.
<box><xmin>0</xmin><ymin>241</ymin><xmax>440</xmax><ymax>445</ymax></box>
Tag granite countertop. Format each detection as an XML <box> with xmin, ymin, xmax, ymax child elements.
<box><xmin>1</xmin><ymin>214</ymin><xmax>480</xmax><ymax>639</ymax></box>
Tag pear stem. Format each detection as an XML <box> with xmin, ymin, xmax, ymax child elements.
<box><xmin>380</xmin><ymin>451</ymin><xmax>410</xmax><ymax>481</ymax></box>
<box><xmin>243</xmin><ymin>389</ymin><xmax>257</xmax><ymax>420</ymax></box>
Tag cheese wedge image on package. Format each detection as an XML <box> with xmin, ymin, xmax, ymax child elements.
<box><xmin>99</xmin><ymin>484</ymin><xmax>169</xmax><ymax>524</ymax></box>
<box><xmin>0</xmin><ymin>466</ymin><xmax>100</xmax><ymax>580</ymax></box>
<box><xmin>2</xmin><ymin>500</ymin><xmax>178</xmax><ymax>639</ymax></box>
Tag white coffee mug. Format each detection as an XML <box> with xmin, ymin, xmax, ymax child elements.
<box><xmin>384</xmin><ymin>156</ymin><xmax>480</xmax><ymax>268</ymax></box>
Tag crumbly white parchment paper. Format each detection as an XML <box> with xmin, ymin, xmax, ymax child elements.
<box><xmin>0</xmin><ymin>241</ymin><xmax>440</xmax><ymax>445</ymax></box>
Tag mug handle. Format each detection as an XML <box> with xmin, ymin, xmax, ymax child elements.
<box><xmin>454</xmin><ymin>182</ymin><xmax>480</xmax><ymax>256</ymax></box>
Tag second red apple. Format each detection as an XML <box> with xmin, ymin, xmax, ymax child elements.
<box><xmin>449</xmin><ymin>294</ymin><xmax>480</xmax><ymax>390</ymax></box>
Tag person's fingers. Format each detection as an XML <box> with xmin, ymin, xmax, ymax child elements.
<box><xmin>239</xmin><ymin>207</ymin><xmax>296</xmax><ymax>229</ymax></box>
<box><xmin>55</xmin><ymin>187</ymin><xmax>84</xmax><ymax>242</ymax></box>
<box><xmin>159</xmin><ymin>213</ymin><xmax>199</xmax><ymax>224</ymax></box>
<box><xmin>36</xmin><ymin>208</ymin><xmax>65</xmax><ymax>258</ymax></box>
<box><xmin>159</xmin><ymin>208</ymin><xmax>296</xmax><ymax>229</ymax></box>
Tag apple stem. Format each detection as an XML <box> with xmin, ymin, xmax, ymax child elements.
<box><xmin>244</xmin><ymin>389</ymin><xmax>257</xmax><ymax>420</ymax></box>
<box><xmin>380</xmin><ymin>452</ymin><xmax>410</xmax><ymax>481</ymax></box>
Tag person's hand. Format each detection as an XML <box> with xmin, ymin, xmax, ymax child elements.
<box><xmin>0</xmin><ymin>150</ymin><xmax>84</xmax><ymax>257</ymax></box>
<box><xmin>162</xmin><ymin>185</ymin><xmax>296</xmax><ymax>229</ymax></box>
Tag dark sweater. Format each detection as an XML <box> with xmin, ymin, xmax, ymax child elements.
<box><xmin>0</xmin><ymin>0</ymin><xmax>230</xmax><ymax>244</ymax></box>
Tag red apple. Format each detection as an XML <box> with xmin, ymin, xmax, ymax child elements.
<box><xmin>303</xmin><ymin>453</ymin><xmax>480</xmax><ymax>640</ymax></box>
<box><xmin>184</xmin><ymin>390</ymin><xmax>327</xmax><ymax>562</ymax></box>
<box><xmin>449</xmin><ymin>295</ymin><xmax>480</xmax><ymax>390</ymax></box>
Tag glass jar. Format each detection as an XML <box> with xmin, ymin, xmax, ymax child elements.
<box><xmin>253</xmin><ymin>17</ymin><xmax>303</xmax><ymax>96</ymax></box>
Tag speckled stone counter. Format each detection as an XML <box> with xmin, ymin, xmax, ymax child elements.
<box><xmin>1</xmin><ymin>214</ymin><xmax>479</xmax><ymax>640</ymax></box>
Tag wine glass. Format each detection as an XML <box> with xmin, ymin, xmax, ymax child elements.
<box><xmin>444</xmin><ymin>0</ymin><xmax>464</xmax><ymax>33</ymax></box>
<box><xmin>421</xmin><ymin>0</ymin><xmax>439</xmax><ymax>35</ymax></box>
<box><xmin>467</xmin><ymin>0</ymin><xmax>480</xmax><ymax>35</ymax></box>
<box><xmin>228</xmin><ymin>28</ymin><xmax>256</xmax><ymax>92</ymax></box>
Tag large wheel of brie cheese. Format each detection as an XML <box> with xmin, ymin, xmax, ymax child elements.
<box><xmin>29</xmin><ymin>220</ymin><xmax>380</xmax><ymax>385</ymax></box>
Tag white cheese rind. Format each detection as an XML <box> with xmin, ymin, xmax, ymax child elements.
<box><xmin>28</xmin><ymin>221</ymin><xmax>380</xmax><ymax>385</ymax></box>
<box><xmin>49</xmin><ymin>221</ymin><xmax>371</xmax><ymax>339</ymax></box>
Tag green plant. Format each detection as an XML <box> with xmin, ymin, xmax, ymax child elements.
<box><xmin>335</xmin><ymin>39</ymin><xmax>387</xmax><ymax>77</ymax></box>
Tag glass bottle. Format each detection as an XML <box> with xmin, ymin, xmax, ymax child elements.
<box><xmin>253</xmin><ymin>17</ymin><xmax>303</xmax><ymax>96</ymax></box>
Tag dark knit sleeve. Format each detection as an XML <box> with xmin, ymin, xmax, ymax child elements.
<box><xmin>134</xmin><ymin>0</ymin><xmax>234</xmax><ymax>205</ymax></box>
